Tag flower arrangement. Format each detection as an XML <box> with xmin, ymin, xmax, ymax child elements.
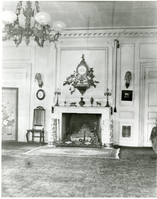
<box><xmin>63</xmin><ymin>67</ymin><xmax>99</xmax><ymax>94</ymax></box>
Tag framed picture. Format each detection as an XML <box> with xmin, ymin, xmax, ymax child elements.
<box><xmin>36</xmin><ymin>89</ymin><xmax>45</xmax><ymax>100</ymax></box>
<box><xmin>121</xmin><ymin>90</ymin><xmax>133</xmax><ymax>101</ymax></box>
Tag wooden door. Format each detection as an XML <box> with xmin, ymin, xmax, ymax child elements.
<box><xmin>2</xmin><ymin>88</ymin><xmax>18</xmax><ymax>141</ymax></box>
<box><xmin>143</xmin><ymin>66</ymin><xmax>157</xmax><ymax>146</ymax></box>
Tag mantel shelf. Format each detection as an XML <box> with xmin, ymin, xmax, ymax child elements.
<box><xmin>54</xmin><ymin>106</ymin><xmax>110</xmax><ymax>114</ymax></box>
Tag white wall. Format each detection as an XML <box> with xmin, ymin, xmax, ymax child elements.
<box><xmin>2</xmin><ymin>29</ymin><xmax>157</xmax><ymax>146</ymax></box>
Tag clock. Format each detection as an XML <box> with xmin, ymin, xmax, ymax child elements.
<box><xmin>77</xmin><ymin>65</ymin><xmax>87</xmax><ymax>75</ymax></box>
<box><xmin>36</xmin><ymin>89</ymin><xmax>45</xmax><ymax>100</ymax></box>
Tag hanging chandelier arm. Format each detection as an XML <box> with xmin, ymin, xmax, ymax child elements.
<box><xmin>14</xmin><ymin>1</ymin><xmax>23</xmax><ymax>25</ymax></box>
<box><xmin>34</xmin><ymin>24</ymin><xmax>51</xmax><ymax>47</ymax></box>
<box><xmin>49</xmin><ymin>32</ymin><xmax>61</xmax><ymax>43</ymax></box>
<box><xmin>23</xmin><ymin>1</ymin><xmax>34</xmax><ymax>27</ymax></box>
<box><xmin>22</xmin><ymin>1</ymin><xmax>35</xmax><ymax>45</ymax></box>
<box><xmin>15</xmin><ymin>1</ymin><xmax>22</xmax><ymax>16</ymax></box>
<box><xmin>35</xmin><ymin>1</ymin><xmax>40</xmax><ymax>13</ymax></box>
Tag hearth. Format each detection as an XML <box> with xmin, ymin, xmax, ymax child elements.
<box><xmin>49</xmin><ymin>106</ymin><xmax>113</xmax><ymax>148</ymax></box>
<box><xmin>58</xmin><ymin>113</ymin><xmax>102</xmax><ymax>148</ymax></box>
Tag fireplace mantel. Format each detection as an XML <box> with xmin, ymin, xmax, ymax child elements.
<box><xmin>49</xmin><ymin>106</ymin><xmax>113</xmax><ymax>147</ymax></box>
<box><xmin>53</xmin><ymin>106</ymin><xmax>110</xmax><ymax>114</ymax></box>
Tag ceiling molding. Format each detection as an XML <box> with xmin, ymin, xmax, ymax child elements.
<box><xmin>61</xmin><ymin>28</ymin><xmax>157</xmax><ymax>38</ymax></box>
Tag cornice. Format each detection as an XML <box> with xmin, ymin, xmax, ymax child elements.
<box><xmin>2</xmin><ymin>28</ymin><xmax>157</xmax><ymax>47</ymax></box>
<box><xmin>61</xmin><ymin>28</ymin><xmax>157</xmax><ymax>38</ymax></box>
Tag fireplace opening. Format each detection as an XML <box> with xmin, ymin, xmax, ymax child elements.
<box><xmin>61</xmin><ymin>113</ymin><xmax>102</xmax><ymax>147</ymax></box>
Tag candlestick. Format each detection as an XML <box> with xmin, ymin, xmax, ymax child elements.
<box><xmin>54</xmin><ymin>89</ymin><xmax>61</xmax><ymax>106</ymax></box>
<box><xmin>104</xmin><ymin>88</ymin><xmax>111</xmax><ymax>107</ymax></box>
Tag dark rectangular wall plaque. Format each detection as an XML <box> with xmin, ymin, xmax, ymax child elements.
<box><xmin>121</xmin><ymin>90</ymin><xmax>133</xmax><ymax>101</ymax></box>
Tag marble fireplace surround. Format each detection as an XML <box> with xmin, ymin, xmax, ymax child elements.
<box><xmin>49</xmin><ymin>106</ymin><xmax>113</xmax><ymax>147</ymax></box>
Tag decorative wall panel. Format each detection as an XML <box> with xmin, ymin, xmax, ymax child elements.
<box><xmin>148</xmin><ymin>83</ymin><xmax>157</xmax><ymax>106</ymax></box>
<box><xmin>119</xmin><ymin>43</ymin><xmax>134</xmax><ymax>107</ymax></box>
<box><xmin>148</xmin><ymin>71</ymin><xmax>157</xmax><ymax>79</ymax></box>
<box><xmin>121</xmin><ymin>124</ymin><xmax>132</xmax><ymax>138</ymax></box>
<box><xmin>148</xmin><ymin>112</ymin><xmax>157</xmax><ymax>119</ymax></box>
<box><xmin>119</xmin><ymin>111</ymin><xmax>134</xmax><ymax>119</ymax></box>
<box><xmin>2</xmin><ymin>46</ymin><xmax>31</xmax><ymax>60</ymax></box>
<box><xmin>120</xmin><ymin>44</ymin><xmax>134</xmax><ymax>91</ymax></box>
<box><xmin>60</xmin><ymin>48</ymin><xmax>108</xmax><ymax>99</ymax></box>
<box><xmin>140</xmin><ymin>44</ymin><xmax>157</xmax><ymax>59</ymax></box>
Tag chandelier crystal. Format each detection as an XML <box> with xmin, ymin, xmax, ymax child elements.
<box><xmin>2</xmin><ymin>1</ymin><xmax>66</xmax><ymax>47</ymax></box>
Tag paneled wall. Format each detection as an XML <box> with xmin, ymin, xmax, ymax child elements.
<box><xmin>2</xmin><ymin>64</ymin><xmax>31</xmax><ymax>141</ymax></box>
<box><xmin>115</xmin><ymin>37</ymin><xmax>157</xmax><ymax>146</ymax></box>
<box><xmin>59</xmin><ymin>46</ymin><xmax>111</xmax><ymax>105</ymax></box>
<box><xmin>2</xmin><ymin>41</ymin><xmax>56</xmax><ymax>142</ymax></box>
<box><xmin>2</xmin><ymin>29</ymin><xmax>157</xmax><ymax>146</ymax></box>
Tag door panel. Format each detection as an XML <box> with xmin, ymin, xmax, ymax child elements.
<box><xmin>2</xmin><ymin>65</ymin><xmax>31</xmax><ymax>142</ymax></box>
<box><xmin>143</xmin><ymin>67</ymin><xmax>157</xmax><ymax>146</ymax></box>
<box><xmin>2</xmin><ymin>88</ymin><xmax>18</xmax><ymax>141</ymax></box>
<box><xmin>148</xmin><ymin>83</ymin><xmax>157</xmax><ymax>106</ymax></box>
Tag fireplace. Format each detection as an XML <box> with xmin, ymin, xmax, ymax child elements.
<box><xmin>61</xmin><ymin>113</ymin><xmax>102</xmax><ymax>147</ymax></box>
<box><xmin>49</xmin><ymin>106</ymin><xmax>113</xmax><ymax>148</ymax></box>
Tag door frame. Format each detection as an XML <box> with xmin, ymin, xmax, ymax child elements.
<box><xmin>139</xmin><ymin>62</ymin><xmax>157</xmax><ymax>146</ymax></box>
<box><xmin>2</xmin><ymin>87</ymin><xmax>18</xmax><ymax>141</ymax></box>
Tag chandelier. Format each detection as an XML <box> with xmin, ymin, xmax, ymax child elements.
<box><xmin>2</xmin><ymin>1</ymin><xmax>66</xmax><ymax>47</ymax></box>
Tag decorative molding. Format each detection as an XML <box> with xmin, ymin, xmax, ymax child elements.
<box><xmin>2</xmin><ymin>29</ymin><xmax>157</xmax><ymax>47</ymax></box>
<box><xmin>61</xmin><ymin>29</ymin><xmax>157</xmax><ymax>38</ymax></box>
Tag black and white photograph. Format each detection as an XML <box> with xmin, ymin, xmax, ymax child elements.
<box><xmin>1</xmin><ymin>0</ymin><xmax>157</xmax><ymax>197</ymax></box>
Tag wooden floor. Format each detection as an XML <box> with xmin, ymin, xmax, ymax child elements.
<box><xmin>1</xmin><ymin>142</ymin><xmax>157</xmax><ymax>197</ymax></box>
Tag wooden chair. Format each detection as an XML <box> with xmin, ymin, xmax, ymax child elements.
<box><xmin>26</xmin><ymin>106</ymin><xmax>45</xmax><ymax>143</ymax></box>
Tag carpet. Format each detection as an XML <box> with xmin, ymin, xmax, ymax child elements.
<box><xmin>23</xmin><ymin>145</ymin><xmax>120</xmax><ymax>159</ymax></box>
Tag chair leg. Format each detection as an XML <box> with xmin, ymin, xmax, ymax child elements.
<box><xmin>32</xmin><ymin>132</ymin><xmax>34</xmax><ymax>143</ymax></box>
<box><xmin>43</xmin><ymin>131</ymin><xmax>44</xmax><ymax>143</ymax></box>
<box><xmin>40</xmin><ymin>132</ymin><xmax>42</xmax><ymax>143</ymax></box>
<box><xmin>26</xmin><ymin>131</ymin><xmax>29</xmax><ymax>143</ymax></box>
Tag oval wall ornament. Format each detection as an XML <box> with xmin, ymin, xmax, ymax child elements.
<box><xmin>36</xmin><ymin>89</ymin><xmax>45</xmax><ymax>100</ymax></box>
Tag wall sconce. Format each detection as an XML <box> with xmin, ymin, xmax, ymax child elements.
<box><xmin>35</xmin><ymin>73</ymin><xmax>43</xmax><ymax>87</ymax></box>
<box><xmin>125</xmin><ymin>71</ymin><xmax>132</xmax><ymax>88</ymax></box>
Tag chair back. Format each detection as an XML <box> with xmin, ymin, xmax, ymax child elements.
<box><xmin>33</xmin><ymin>106</ymin><xmax>45</xmax><ymax>129</ymax></box>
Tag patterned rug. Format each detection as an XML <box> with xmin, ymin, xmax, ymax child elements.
<box><xmin>23</xmin><ymin>145</ymin><xmax>120</xmax><ymax>159</ymax></box>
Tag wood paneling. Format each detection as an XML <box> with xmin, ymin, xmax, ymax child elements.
<box><xmin>2</xmin><ymin>46</ymin><xmax>31</xmax><ymax>60</ymax></box>
<box><xmin>119</xmin><ymin>111</ymin><xmax>134</xmax><ymax>119</ymax></box>
<box><xmin>140</xmin><ymin>44</ymin><xmax>157</xmax><ymax>59</ymax></box>
<box><xmin>60</xmin><ymin>48</ymin><xmax>108</xmax><ymax>98</ymax></box>
<box><xmin>148</xmin><ymin>112</ymin><xmax>157</xmax><ymax>119</ymax></box>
